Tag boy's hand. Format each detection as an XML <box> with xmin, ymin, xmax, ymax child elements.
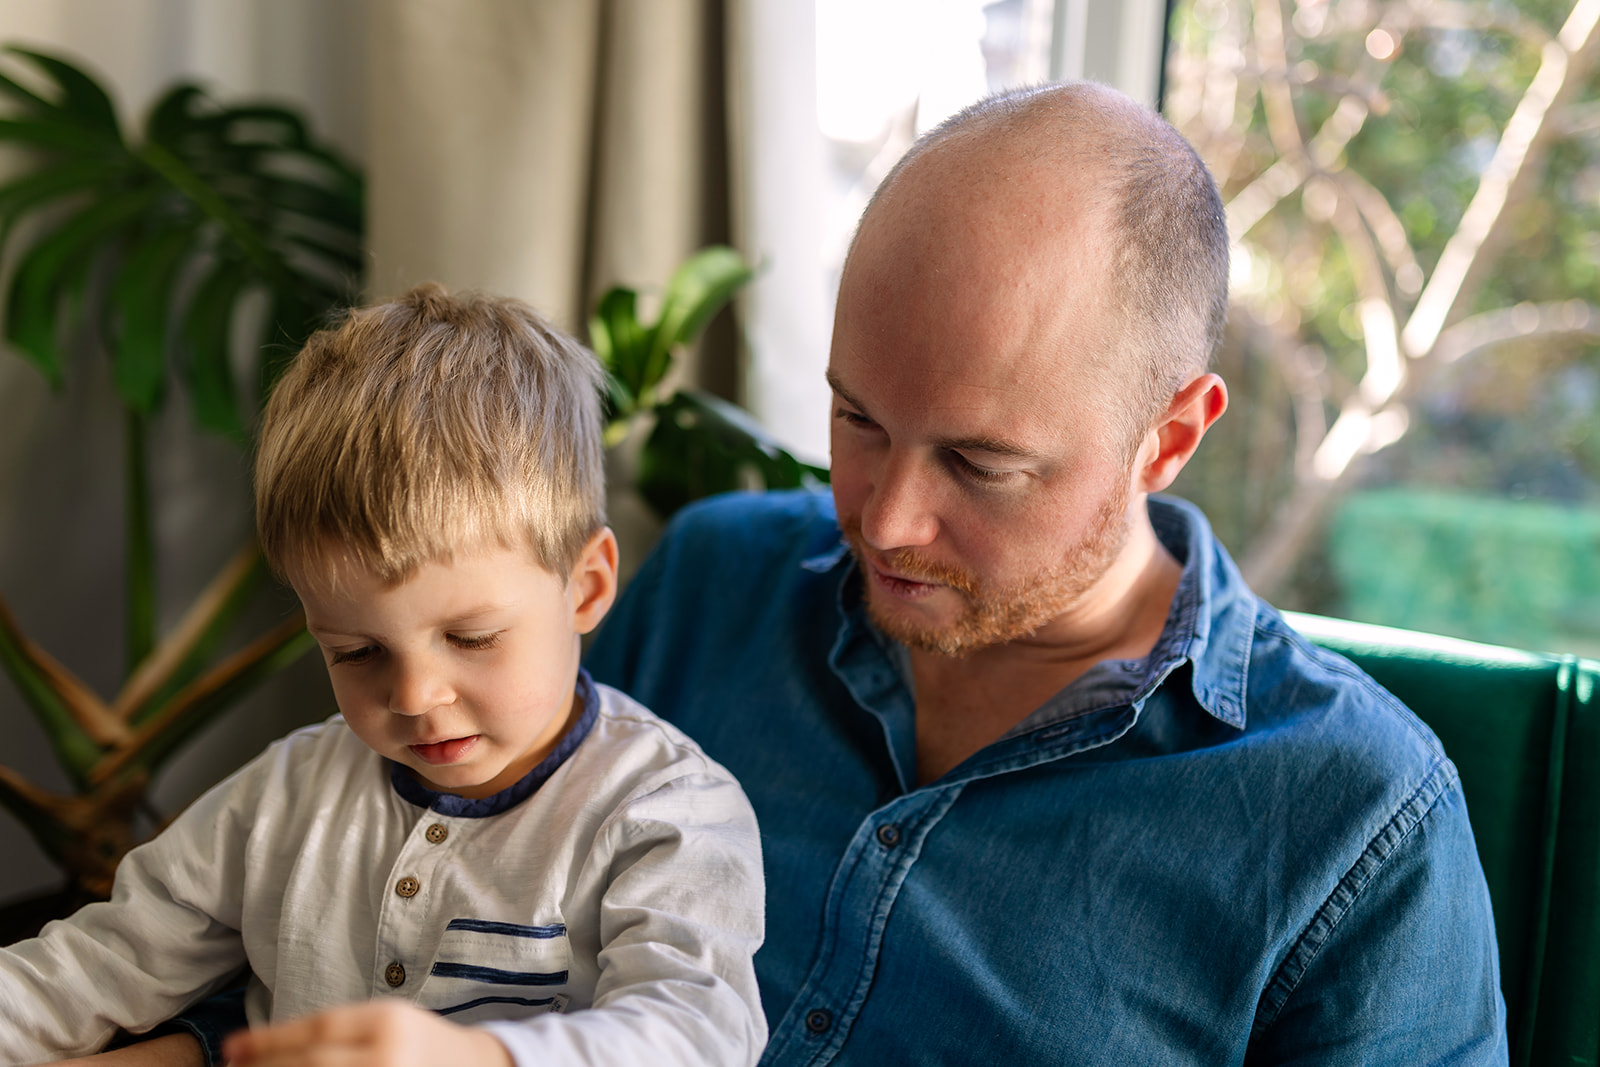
<box><xmin>221</xmin><ymin>1001</ymin><xmax>514</xmax><ymax>1067</ymax></box>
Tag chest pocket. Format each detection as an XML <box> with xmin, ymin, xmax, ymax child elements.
<box><xmin>420</xmin><ymin>917</ymin><xmax>573</xmax><ymax>1023</ymax></box>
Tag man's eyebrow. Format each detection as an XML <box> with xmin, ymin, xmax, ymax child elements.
<box><xmin>932</xmin><ymin>433</ymin><xmax>1041</xmax><ymax>460</ymax></box>
<box><xmin>824</xmin><ymin>369</ymin><xmax>863</xmax><ymax>412</ymax></box>
<box><xmin>827</xmin><ymin>369</ymin><xmax>1041</xmax><ymax>461</ymax></box>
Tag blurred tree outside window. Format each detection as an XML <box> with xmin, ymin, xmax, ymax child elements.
<box><xmin>1165</xmin><ymin>0</ymin><xmax>1600</xmax><ymax>655</ymax></box>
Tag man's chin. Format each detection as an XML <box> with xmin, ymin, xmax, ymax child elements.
<box><xmin>864</xmin><ymin>591</ymin><xmax>1015</xmax><ymax>659</ymax></box>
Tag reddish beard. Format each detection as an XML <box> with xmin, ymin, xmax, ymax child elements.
<box><xmin>840</xmin><ymin>482</ymin><xmax>1132</xmax><ymax>658</ymax></box>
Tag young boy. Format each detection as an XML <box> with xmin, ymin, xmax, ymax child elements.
<box><xmin>0</xmin><ymin>286</ymin><xmax>766</xmax><ymax>1066</ymax></box>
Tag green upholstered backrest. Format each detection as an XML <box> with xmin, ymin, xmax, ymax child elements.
<box><xmin>1288</xmin><ymin>612</ymin><xmax>1600</xmax><ymax>1067</ymax></box>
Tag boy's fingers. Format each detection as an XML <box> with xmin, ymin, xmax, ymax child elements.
<box><xmin>230</xmin><ymin>1052</ymin><xmax>369</xmax><ymax>1067</ymax></box>
<box><xmin>227</xmin><ymin>1050</ymin><xmax>367</xmax><ymax>1067</ymax></box>
<box><xmin>223</xmin><ymin>1003</ymin><xmax>390</xmax><ymax>1062</ymax></box>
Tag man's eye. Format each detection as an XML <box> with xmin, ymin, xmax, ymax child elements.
<box><xmin>834</xmin><ymin>407</ymin><xmax>877</xmax><ymax>429</ymax></box>
<box><xmin>449</xmin><ymin>632</ymin><xmax>503</xmax><ymax>652</ymax></box>
<box><xmin>950</xmin><ymin>452</ymin><xmax>1016</xmax><ymax>483</ymax></box>
<box><xmin>329</xmin><ymin>645</ymin><xmax>379</xmax><ymax>666</ymax></box>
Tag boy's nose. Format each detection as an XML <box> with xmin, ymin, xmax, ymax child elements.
<box><xmin>387</xmin><ymin>658</ymin><xmax>452</xmax><ymax>716</ymax></box>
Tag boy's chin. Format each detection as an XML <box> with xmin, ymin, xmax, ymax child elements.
<box><xmin>401</xmin><ymin>760</ymin><xmax>503</xmax><ymax>800</ymax></box>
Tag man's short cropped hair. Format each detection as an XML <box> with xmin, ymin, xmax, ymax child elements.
<box><xmin>876</xmin><ymin>82</ymin><xmax>1229</xmax><ymax>442</ymax></box>
<box><xmin>255</xmin><ymin>283</ymin><xmax>606</xmax><ymax>584</ymax></box>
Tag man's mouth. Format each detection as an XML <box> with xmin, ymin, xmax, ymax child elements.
<box><xmin>866</xmin><ymin>557</ymin><xmax>941</xmax><ymax>600</ymax></box>
<box><xmin>409</xmin><ymin>735</ymin><xmax>480</xmax><ymax>765</ymax></box>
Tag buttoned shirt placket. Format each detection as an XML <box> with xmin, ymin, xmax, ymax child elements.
<box><xmin>370</xmin><ymin>811</ymin><xmax>458</xmax><ymax>998</ymax></box>
<box><xmin>766</xmin><ymin>556</ymin><xmax>1172</xmax><ymax>1066</ymax></box>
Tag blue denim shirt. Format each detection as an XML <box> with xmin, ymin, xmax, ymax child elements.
<box><xmin>586</xmin><ymin>489</ymin><xmax>1507</xmax><ymax>1066</ymax></box>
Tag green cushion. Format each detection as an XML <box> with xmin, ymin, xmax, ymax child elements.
<box><xmin>1288</xmin><ymin>612</ymin><xmax>1600</xmax><ymax>1067</ymax></box>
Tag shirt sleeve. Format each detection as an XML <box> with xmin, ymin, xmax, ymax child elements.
<box><xmin>479</xmin><ymin>769</ymin><xmax>768</xmax><ymax>1067</ymax></box>
<box><xmin>1246</xmin><ymin>773</ymin><xmax>1508</xmax><ymax>1064</ymax></box>
<box><xmin>0</xmin><ymin>762</ymin><xmax>257</xmax><ymax>1061</ymax></box>
<box><xmin>141</xmin><ymin>986</ymin><xmax>248</xmax><ymax>1067</ymax></box>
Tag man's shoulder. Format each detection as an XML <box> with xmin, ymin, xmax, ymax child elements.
<box><xmin>1153</xmin><ymin>494</ymin><xmax>1445</xmax><ymax>774</ymax></box>
<box><xmin>653</xmin><ymin>488</ymin><xmax>841</xmax><ymax>566</ymax></box>
<box><xmin>1237</xmin><ymin>604</ymin><xmax>1454</xmax><ymax>804</ymax></box>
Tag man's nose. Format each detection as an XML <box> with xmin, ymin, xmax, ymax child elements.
<box><xmin>388</xmin><ymin>655</ymin><xmax>452</xmax><ymax>716</ymax></box>
<box><xmin>859</xmin><ymin>451</ymin><xmax>938</xmax><ymax>550</ymax></box>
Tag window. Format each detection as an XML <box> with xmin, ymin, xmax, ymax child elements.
<box><xmin>741</xmin><ymin>0</ymin><xmax>1162</xmax><ymax>461</ymax></box>
<box><xmin>1166</xmin><ymin>0</ymin><xmax>1600</xmax><ymax>654</ymax></box>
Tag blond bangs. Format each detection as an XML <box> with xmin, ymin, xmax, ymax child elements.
<box><xmin>255</xmin><ymin>284</ymin><xmax>605</xmax><ymax>585</ymax></box>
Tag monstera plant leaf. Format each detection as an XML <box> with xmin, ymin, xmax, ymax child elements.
<box><xmin>0</xmin><ymin>47</ymin><xmax>362</xmax><ymax>435</ymax></box>
<box><xmin>0</xmin><ymin>49</ymin><xmax>355</xmax><ymax>907</ymax></box>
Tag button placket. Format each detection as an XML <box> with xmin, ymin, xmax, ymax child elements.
<box><xmin>372</xmin><ymin>815</ymin><xmax>450</xmax><ymax>997</ymax></box>
<box><xmin>770</xmin><ymin>785</ymin><xmax>963</xmax><ymax>1065</ymax></box>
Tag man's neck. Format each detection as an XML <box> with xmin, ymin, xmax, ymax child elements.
<box><xmin>908</xmin><ymin>514</ymin><xmax>1183</xmax><ymax>785</ymax></box>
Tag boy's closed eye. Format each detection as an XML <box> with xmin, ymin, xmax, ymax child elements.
<box><xmin>448</xmin><ymin>631</ymin><xmax>504</xmax><ymax>652</ymax></box>
<box><xmin>327</xmin><ymin>644</ymin><xmax>380</xmax><ymax>666</ymax></box>
<box><xmin>324</xmin><ymin>631</ymin><xmax>505</xmax><ymax>667</ymax></box>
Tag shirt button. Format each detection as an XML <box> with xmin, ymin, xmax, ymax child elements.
<box><xmin>805</xmin><ymin>1008</ymin><xmax>832</xmax><ymax>1034</ymax></box>
<box><xmin>425</xmin><ymin>823</ymin><xmax>448</xmax><ymax>844</ymax></box>
<box><xmin>395</xmin><ymin>876</ymin><xmax>420</xmax><ymax>898</ymax></box>
<box><xmin>385</xmin><ymin>962</ymin><xmax>406</xmax><ymax>987</ymax></box>
<box><xmin>876</xmin><ymin>824</ymin><xmax>901</xmax><ymax>848</ymax></box>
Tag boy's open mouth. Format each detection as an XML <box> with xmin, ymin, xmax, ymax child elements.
<box><xmin>410</xmin><ymin>735</ymin><xmax>480</xmax><ymax>765</ymax></box>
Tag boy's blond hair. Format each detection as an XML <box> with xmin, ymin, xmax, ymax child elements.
<box><xmin>255</xmin><ymin>283</ymin><xmax>606</xmax><ymax>584</ymax></box>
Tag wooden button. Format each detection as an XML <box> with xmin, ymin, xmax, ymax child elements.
<box><xmin>425</xmin><ymin>823</ymin><xmax>448</xmax><ymax>844</ymax></box>
<box><xmin>395</xmin><ymin>876</ymin><xmax>420</xmax><ymax>898</ymax></box>
<box><xmin>385</xmin><ymin>962</ymin><xmax>406</xmax><ymax>987</ymax></box>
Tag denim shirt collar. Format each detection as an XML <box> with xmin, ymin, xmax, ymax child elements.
<box><xmin>805</xmin><ymin>495</ymin><xmax>1256</xmax><ymax>740</ymax></box>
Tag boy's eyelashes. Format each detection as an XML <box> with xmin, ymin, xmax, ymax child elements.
<box><xmin>448</xmin><ymin>631</ymin><xmax>504</xmax><ymax>652</ymax></box>
<box><xmin>327</xmin><ymin>645</ymin><xmax>379</xmax><ymax>666</ymax></box>
<box><xmin>322</xmin><ymin>631</ymin><xmax>505</xmax><ymax>666</ymax></box>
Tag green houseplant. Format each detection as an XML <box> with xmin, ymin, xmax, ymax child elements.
<box><xmin>590</xmin><ymin>245</ymin><xmax>827</xmax><ymax>517</ymax></box>
<box><xmin>0</xmin><ymin>47</ymin><xmax>362</xmax><ymax>929</ymax></box>
<box><xmin>0</xmin><ymin>49</ymin><xmax>812</xmax><ymax>939</ymax></box>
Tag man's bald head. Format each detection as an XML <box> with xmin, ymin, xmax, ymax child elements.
<box><xmin>850</xmin><ymin>83</ymin><xmax>1229</xmax><ymax>449</ymax></box>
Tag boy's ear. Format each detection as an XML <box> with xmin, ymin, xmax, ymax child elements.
<box><xmin>1134</xmin><ymin>372</ymin><xmax>1227</xmax><ymax>494</ymax></box>
<box><xmin>569</xmin><ymin>527</ymin><xmax>620</xmax><ymax>635</ymax></box>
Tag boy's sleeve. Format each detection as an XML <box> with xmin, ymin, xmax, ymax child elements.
<box><xmin>478</xmin><ymin>768</ymin><xmax>768</xmax><ymax>1067</ymax></box>
<box><xmin>138</xmin><ymin>986</ymin><xmax>248</xmax><ymax>1067</ymax></box>
<box><xmin>0</xmin><ymin>760</ymin><xmax>258</xmax><ymax>1061</ymax></box>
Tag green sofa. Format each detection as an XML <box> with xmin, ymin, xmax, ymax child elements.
<box><xmin>1289</xmin><ymin>612</ymin><xmax>1600</xmax><ymax>1066</ymax></box>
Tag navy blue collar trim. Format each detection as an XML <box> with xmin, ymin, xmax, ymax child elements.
<box><xmin>388</xmin><ymin>669</ymin><xmax>601</xmax><ymax>818</ymax></box>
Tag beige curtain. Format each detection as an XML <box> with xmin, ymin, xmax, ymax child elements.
<box><xmin>365</xmin><ymin>0</ymin><xmax>738</xmax><ymax>574</ymax></box>
<box><xmin>365</xmin><ymin>0</ymin><xmax>734</xmax><ymax>395</ymax></box>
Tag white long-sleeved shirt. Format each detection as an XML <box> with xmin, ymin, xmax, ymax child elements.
<box><xmin>0</xmin><ymin>678</ymin><xmax>766</xmax><ymax>1066</ymax></box>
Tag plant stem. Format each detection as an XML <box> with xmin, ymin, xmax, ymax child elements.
<box><xmin>124</xmin><ymin>409</ymin><xmax>156</xmax><ymax>676</ymax></box>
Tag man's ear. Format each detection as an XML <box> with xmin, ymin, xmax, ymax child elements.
<box><xmin>1135</xmin><ymin>373</ymin><xmax>1228</xmax><ymax>494</ymax></box>
<box><xmin>569</xmin><ymin>526</ymin><xmax>620</xmax><ymax>635</ymax></box>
